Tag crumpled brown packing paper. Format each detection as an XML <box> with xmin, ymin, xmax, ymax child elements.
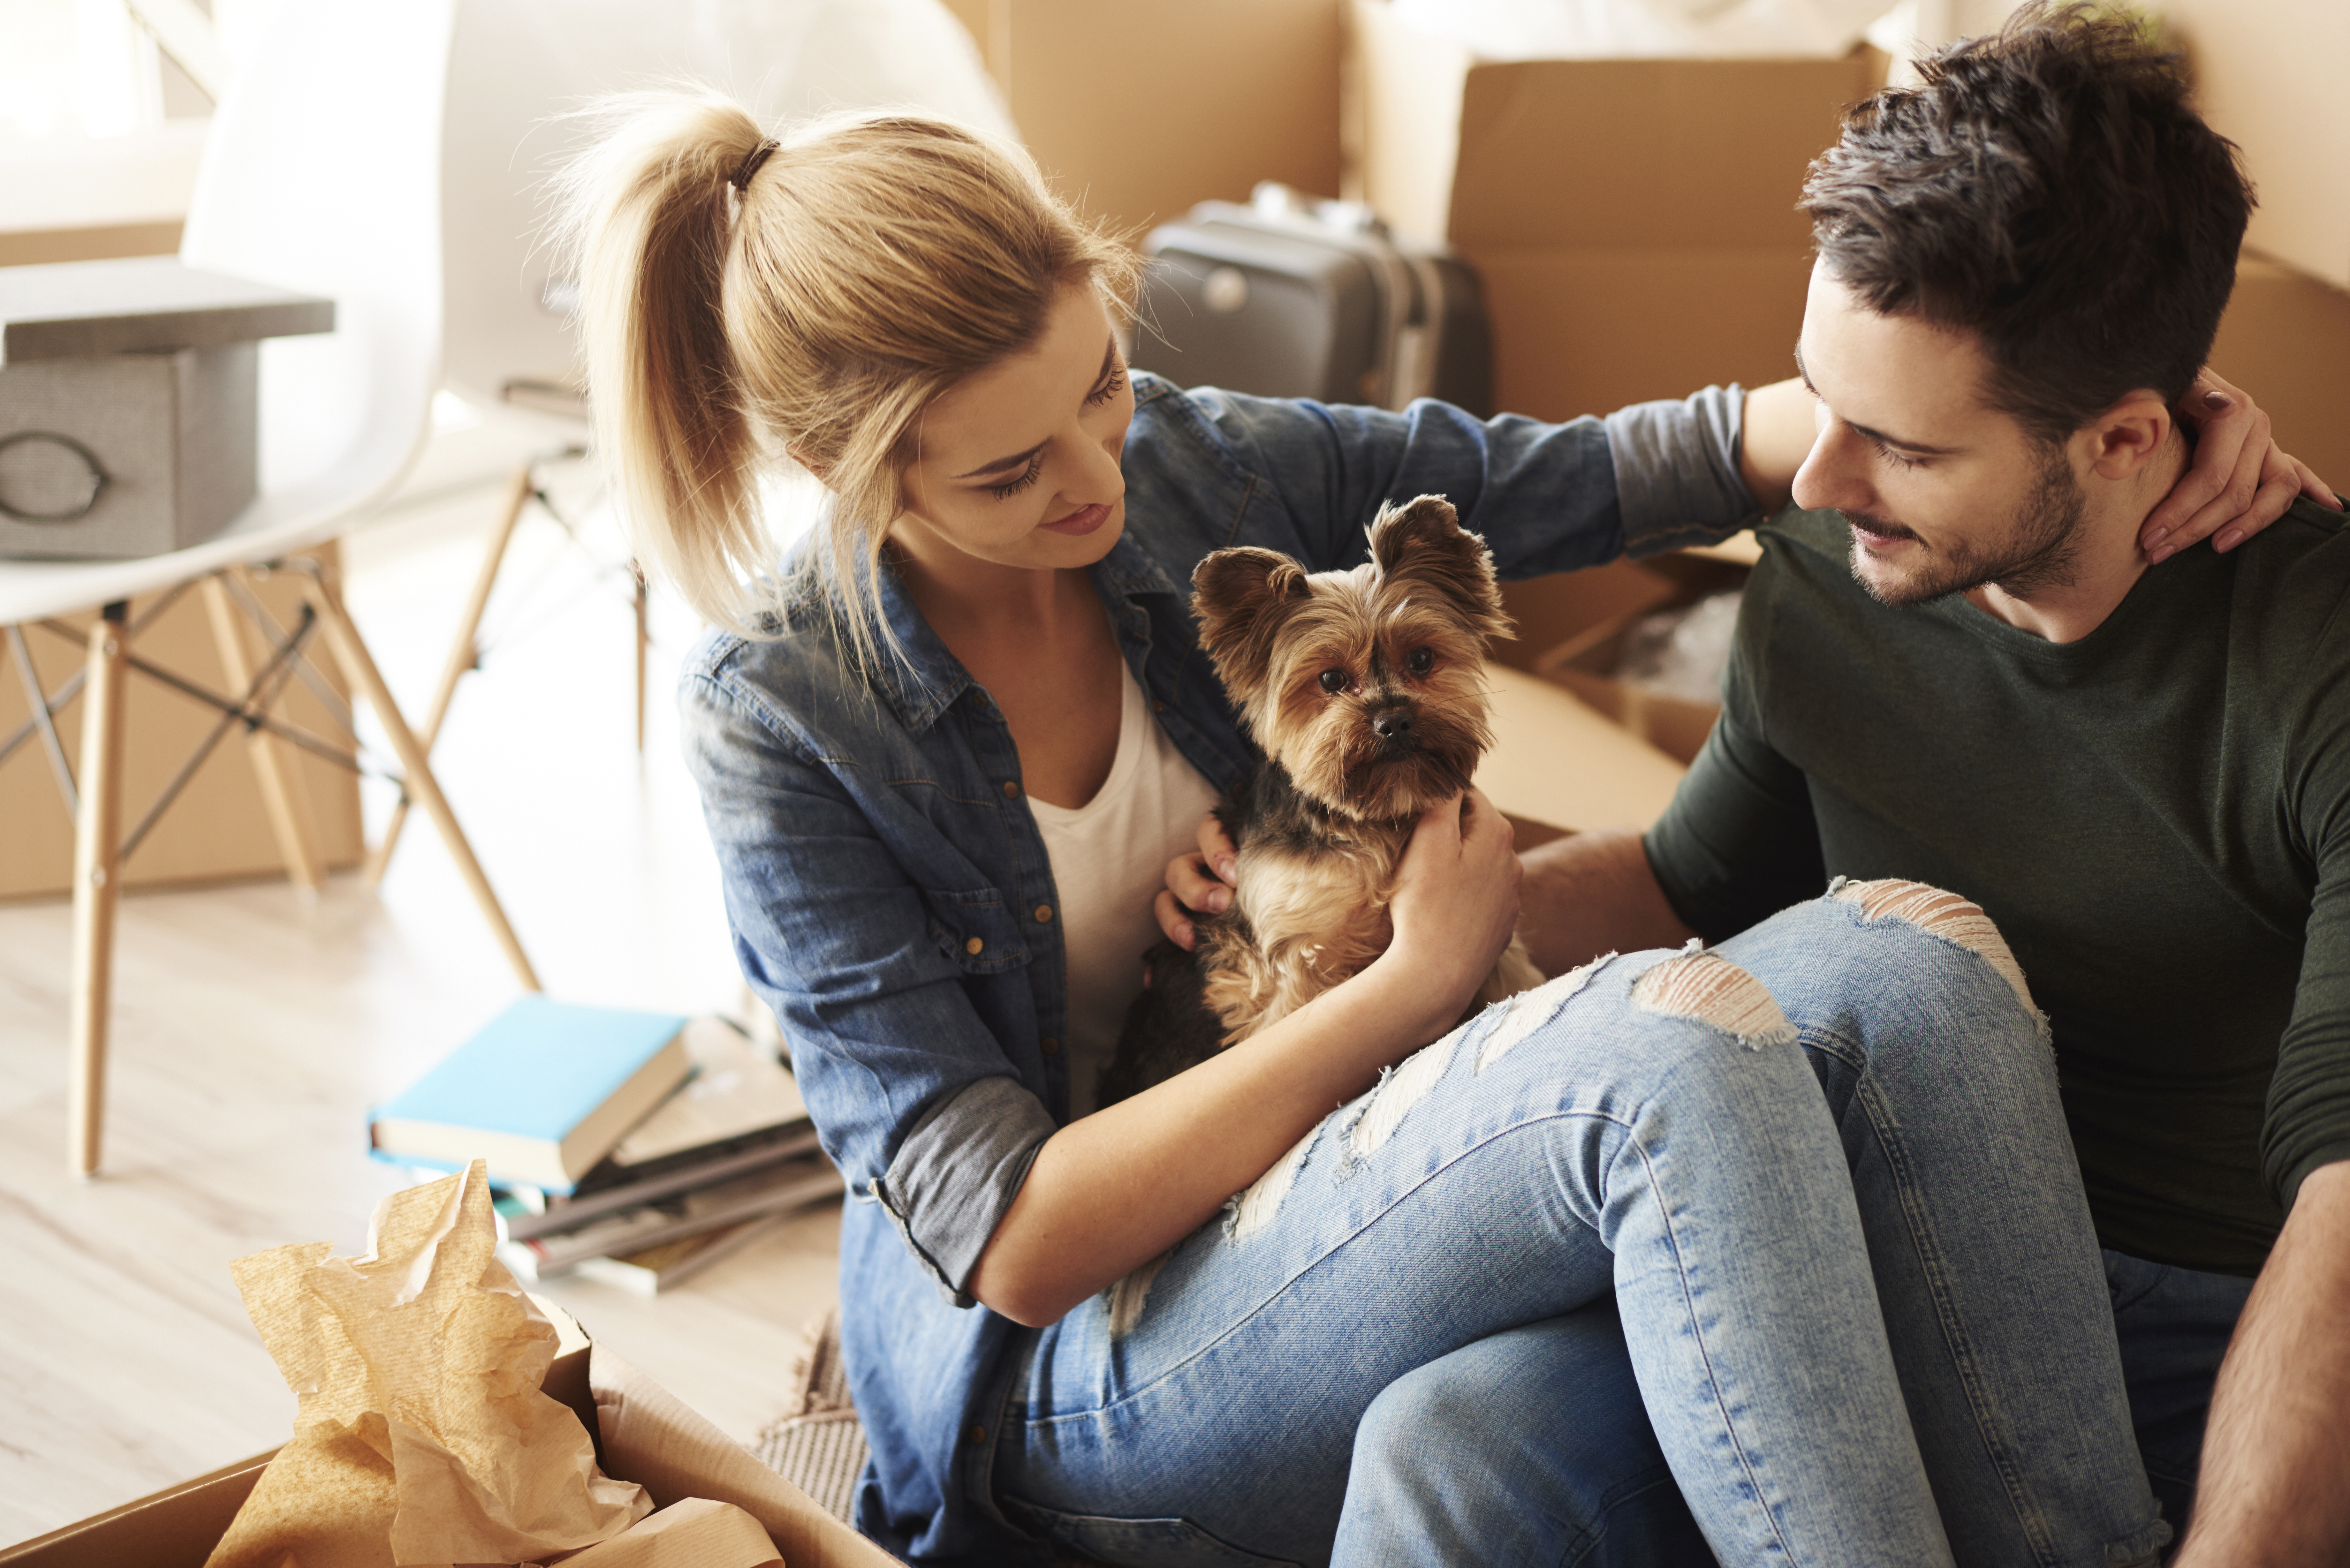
<box><xmin>206</xmin><ymin>1162</ymin><xmax>653</xmax><ymax>1568</ymax></box>
<box><xmin>557</xmin><ymin>1499</ymin><xmax>783</xmax><ymax>1568</ymax></box>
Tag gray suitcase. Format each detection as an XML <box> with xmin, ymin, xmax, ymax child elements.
<box><xmin>1131</xmin><ymin>183</ymin><xmax>1493</xmax><ymax>416</ymax></box>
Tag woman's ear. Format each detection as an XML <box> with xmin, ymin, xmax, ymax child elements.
<box><xmin>2088</xmin><ymin>391</ymin><xmax>2175</xmax><ymax>482</ymax></box>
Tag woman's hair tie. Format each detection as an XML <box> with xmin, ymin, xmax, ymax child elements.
<box><xmin>731</xmin><ymin>139</ymin><xmax>780</xmax><ymax>193</ymax></box>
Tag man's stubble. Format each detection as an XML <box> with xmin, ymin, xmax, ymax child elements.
<box><xmin>1844</xmin><ymin>444</ymin><xmax>2088</xmax><ymax>607</ymax></box>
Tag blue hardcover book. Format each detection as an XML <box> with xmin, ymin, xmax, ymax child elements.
<box><xmin>368</xmin><ymin>997</ymin><xmax>692</xmax><ymax>1194</ymax></box>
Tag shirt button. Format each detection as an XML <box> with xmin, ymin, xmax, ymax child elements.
<box><xmin>1002</xmin><ymin>780</ymin><xmax>1021</xmax><ymax>799</ymax></box>
<box><xmin>967</xmin><ymin>1423</ymin><xmax>988</xmax><ymax>1446</ymax></box>
<box><xmin>1152</xmin><ymin>699</ymin><xmax>1166</xmax><ymax>714</ymax></box>
<box><xmin>1040</xmin><ymin>1036</ymin><xmax>1060</xmax><ymax>1056</ymax></box>
<box><xmin>1034</xmin><ymin>904</ymin><xmax>1053</xmax><ymax>923</ymax></box>
<box><xmin>964</xmin><ymin>937</ymin><xmax>984</xmax><ymax>956</ymax></box>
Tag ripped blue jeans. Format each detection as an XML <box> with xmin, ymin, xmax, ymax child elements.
<box><xmin>971</xmin><ymin>883</ymin><xmax>2170</xmax><ymax>1568</ymax></box>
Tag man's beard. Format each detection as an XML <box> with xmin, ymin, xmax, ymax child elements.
<box><xmin>1844</xmin><ymin>446</ymin><xmax>2087</xmax><ymax>607</ymax></box>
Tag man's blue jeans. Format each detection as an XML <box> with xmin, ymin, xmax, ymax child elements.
<box><xmin>974</xmin><ymin>885</ymin><xmax>2172</xmax><ymax>1566</ymax></box>
<box><xmin>1308</xmin><ymin>1251</ymin><xmax>2250</xmax><ymax>1565</ymax></box>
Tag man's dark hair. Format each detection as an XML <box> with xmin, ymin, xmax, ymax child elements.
<box><xmin>1801</xmin><ymin>3</ymin><xmax>2253</xmax><ymax>444</ymax></box>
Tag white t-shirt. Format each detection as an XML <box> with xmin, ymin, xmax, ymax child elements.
<box><xmin>1025</xmin><ymin>660</ymin><xmax>1223</xmax><ymax>1118</ymax></box>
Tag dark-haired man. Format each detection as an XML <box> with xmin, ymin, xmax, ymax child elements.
<box><xmin>1520</xmin><ymin>7</ymin><xmax>2350</xmax><ymax>1563</ymax></box>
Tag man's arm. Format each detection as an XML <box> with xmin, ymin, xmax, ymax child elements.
<box><xmin>2174</xmin><ymin>1158</ymin><xmax>2350</xmax><ymax>1568</ymax></box>
<box><xmin>1517</xmin><ymin>828</ymin><xmax>1694</xmax><ymax>976</ymax></box>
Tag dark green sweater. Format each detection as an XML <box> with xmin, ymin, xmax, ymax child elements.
<box><xmin>1646</xmin><ymin>499</ymin><xmax>2350</xmax><ymax>1275</ymax></box>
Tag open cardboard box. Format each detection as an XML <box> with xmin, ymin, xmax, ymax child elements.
<box><xmin>1485</xmin><ymin>539</ymin><xmax>1758</xmax><ymax>787</ymax></box>
<box><xmin>0</xmin><ymin>1301</ymin><xmax>899</xmax><ymax>1568</ymax></box>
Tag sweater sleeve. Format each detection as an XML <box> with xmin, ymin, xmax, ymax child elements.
<box><xmin>1642</xmin><ymin>549</ymin><xmax>1827</xmax><ymax>942</ymax></box>
<box><xmin>2265</xmin><ymin>588</ymin><xmax>2350</xmax><ymax>1212</ymax></box>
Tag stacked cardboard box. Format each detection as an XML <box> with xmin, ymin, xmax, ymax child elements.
<box><xmin>0</xmin><ymin>547</ymin><xmax>364</xmax><ymax>901</ymax></box>
<box><xmin>1345</xmin><ymin>0</ymin><xmax>1886</xmax><ymax>422</ymax></box>
<box><xmin>2209</xmin><ymin>257</ymin><xmax>2350</xmax><ymax>496</ymax></box>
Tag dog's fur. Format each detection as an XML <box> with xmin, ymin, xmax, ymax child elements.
<box><xmin>1100</xmin><ymin>495</ymin><xmax>1545</xmax><ymax>1107</ymax></box>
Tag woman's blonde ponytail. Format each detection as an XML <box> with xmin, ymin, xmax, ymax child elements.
<box><xmin>557</xmin><ymin>90</ymin><xmax>1138</xmax><ymax>662</ymax></box>
<box><xmin>557</xmin><ymin>91</ymin><xmax>774</xmax><ymax>636</ymax></box>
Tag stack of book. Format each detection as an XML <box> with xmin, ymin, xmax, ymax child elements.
<box><xmin>369</xmin><ymin>998</ymin><xmax>842</xmax><ymax>1295</ymax></box>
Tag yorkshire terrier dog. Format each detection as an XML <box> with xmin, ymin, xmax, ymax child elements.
<box><xmin>1100</xmin><ymin>494</ymin><xmax>1545</xmax><ymax>1107</ymax></box>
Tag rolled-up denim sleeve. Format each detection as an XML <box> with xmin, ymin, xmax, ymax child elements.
<box><xmin>874</xmin><ymin>1077</ymin><xmax>1054</xmax><ymax>1306</ymax></box>
<box><xmin>679</xmin><ymin>663</ymin><xmax>1049</xmax><ymax>1307</ymax></box>
<box><xmin>1604</xmin><ymin>383</ymin><xmax>1763</xmax><ymax>555</ymax></box>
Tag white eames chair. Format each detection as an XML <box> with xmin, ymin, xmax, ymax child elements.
<box><xmin>0</xmin><ymin>0</ymin><xmax>540</xmax><ymax>1178</ymax></box>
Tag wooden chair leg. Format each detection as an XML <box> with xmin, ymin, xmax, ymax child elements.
<box><xmin>366</xmin><ymin>464</ymin><xmax>533</xmax><ymax>886</ymax></box>
<box><xmin>633</xmin><ymin>565</ymin><xmax>649</xmax><ymax>753</ymax></box>
<box><xmin>299</xmin><ymin>568</ymin><xmax>542</xmax><ymax>992</ymax></box>
<box><xmin>68</xmin><ymin>602</ymin><xmax>129</xmax><ymax>1178</ymax></box>
<box><xmin>202</xmin><ymin>572</ymin><xmax>324</xmax><ymax>893</ymax></box>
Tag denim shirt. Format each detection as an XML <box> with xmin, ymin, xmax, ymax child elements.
<box><xmin>679</xmin><ymin>373</ymin><xmax>1756</xmax><ymax>1561</ymax></box>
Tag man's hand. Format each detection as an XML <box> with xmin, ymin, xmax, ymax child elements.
<box><xmin>1155</xmin><ymin>814</ymin><xmax>1238</xmax><ymax>951</ymax></box>
<box><xmin>2173</xmin><ymin>1158</ymin><xmax>2350</xmax><ymax>1568</ymax></box>
<box><xmin>2141</xmin><ymin>367</ymin><xmax>2340</xmax><ymax>564</ymax></box>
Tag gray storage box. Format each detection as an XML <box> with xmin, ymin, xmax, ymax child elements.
<box><xmin>0</xmin><ymin>256</ymin><xmax>333</xmax><ymax>561</ymax></box>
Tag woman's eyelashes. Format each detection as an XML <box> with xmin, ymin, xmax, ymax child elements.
<box><xmin>980</xmin><ymin>366</ymin><xmax>1124</xmax><ymax>501</ymax></box>
<box><xmin>986</xmin><ymin>452</ymin><xmax>1045</xmax><ymax>499</ymax></box>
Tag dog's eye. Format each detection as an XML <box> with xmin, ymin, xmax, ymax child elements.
<box><xmin>1317</xmin><ymin>668</ymin><xmax>1348</xmax><ymax>695</ymax></box>
<box><xmin>1406</xmin><ymin>647</ymin><xmax>1435</xmax><ymax>677</ymax></box>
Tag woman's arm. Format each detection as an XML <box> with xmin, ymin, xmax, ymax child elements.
<box><xmin>968</xmin><ymin>788</ymin><xmax>1524</xmax><ymax>1325</ymax></box>
<box><xmin>1137</xmin><ymin>380</ymin><xmax>1755</xmax><ymax>585</ymax></box>
<box><xmin>1737</xmin><ymin>368</ymin><xmax>2339</xmax><ymax>550</ymax></box>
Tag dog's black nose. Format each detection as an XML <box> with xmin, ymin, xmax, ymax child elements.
<box><xmin>1372</xmin><ymin>709</ymin><xmax>1414</xmax><ymax>742</ymax></box>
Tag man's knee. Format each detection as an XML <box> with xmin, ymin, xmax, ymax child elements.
<box><xmin>1829</xmin><ymin>877</ymin><xmax>2036</xmax><ymax>1017</ymax></box>
<box><xmin>1353</xmin><ymin>1363</ymin><xmax>1450</xmax><ymax>1475</ymax></box>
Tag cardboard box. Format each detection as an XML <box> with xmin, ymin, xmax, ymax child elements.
<box><xmin>1490</xmin><ymin>540</ymin><xmax>1757</xmax><ymax>775</ymax></box>
<box><xmin>1474</xmin><ymin>247</ymin><xmax>1819</xmax><ymax>433</ymax></box>
<box><xmin>0</xmin><ymin>547</ymin><xmax>365</xmax><ymax>900</ymax></box>
<box><xmin>1344</xmin><ymin>0</ymin><xmax>1884</xmax><ymax>421</ymax></box>
<box><xmin>0</xmin><ymin>1333</ymin><xmax>898</xmax><ymax>1568</ymax></box>
<box><xmin>2209</xmin><ymin>255</ymin><xmax>2350</xmax><ymax>498</ymax></box>
<box><xmin>1477</xmin><ymin>662</ymin><xmax>1687</xmax><ymax>847</ymax></box>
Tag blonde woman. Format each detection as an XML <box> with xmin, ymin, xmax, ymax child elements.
<box><xmin>563</xmin><ymin>97</ymin><xmax>2299</xmax><ymax>1567</ymax></box>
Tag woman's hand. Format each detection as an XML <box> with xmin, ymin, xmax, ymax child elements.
<box><xmin>1377</xmin><ymin>788</ymin><xmax>1524</xmax><ymax>1017</ymax></box>
<box><xmin>2141</xmin><ymin>368</ymin><xmax>2341</xmax><ymax>564</ymax></box>
<box><xmin>1155</xmin><ymin>814</ymin><xmax>1239</xmax><ymax>950</ymax></box>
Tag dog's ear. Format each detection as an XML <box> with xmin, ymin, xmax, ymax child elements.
<box><xmin>1192</xmin><ymin>546</ymin><xmax>1312</xmax><ymax>702</ymax></box>
<box><xmin>1367</xmin><ymin>494</ymin><xmax>1511</xmax><ymax>643</ymax></box>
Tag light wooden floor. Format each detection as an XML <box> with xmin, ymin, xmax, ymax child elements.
<box><xmin>0</xmin><ymin>470</ymin><xmax>840</xmax><ymax>1548</ymax></box>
